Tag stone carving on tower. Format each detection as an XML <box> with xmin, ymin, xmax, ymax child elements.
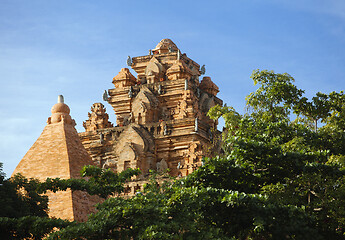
<box><xmin>79</xmin><ymin>39</ymin><xmax>223</xmax><ymax>195</ymax></box>
<box><xmin>83</xmin><ymin>103</ymin><xmax>113</xmax><ymax>131</ymax></box>
<box><xmin>112</xmin><ymin>68</ymin><xmax>137</xmax><ymax>88</ymax></box>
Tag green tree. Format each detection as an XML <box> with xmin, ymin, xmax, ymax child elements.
<box><xmin>206</xmin><ymin>69</ymin><xmax>345</xmax><ymax>239</ymax></box>
<box><xmin>0</xmin><ymin>164</ymin><xmax>140</xmax><ymax>239</ymax></box>
<box><xmin>0</xmin><ymin>164</ymin><xmax>59</xmax><ymax>239</ymax></box>
<box><xmin>48</xmin><ymin>175</ymin><xmax>319</xmax><ymax>240</ymax></box>
<box><xmin>2</xmin><ymin>69</ymin><xmax>345</xmax><ymax>239</ymax></box>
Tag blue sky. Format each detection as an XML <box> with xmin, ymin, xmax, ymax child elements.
<box><xmin>1</xmin><ymin>0</ymin><xmax>345</xmax><ymax>176</ymax></box>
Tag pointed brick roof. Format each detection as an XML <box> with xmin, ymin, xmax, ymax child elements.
<box><xmin>12</xmin><ymin>96</ymin><xmax>96</xmax><ymax>221</ymax></box>
<box><xmin>13</xmin><ymin>96</ymin><xmax>93</xmax><ymax>180</ymax></box>
<box><xmin>12</xmin><ymin>122</ymin><xmax>93</xmax><ymax>179</ymax></box>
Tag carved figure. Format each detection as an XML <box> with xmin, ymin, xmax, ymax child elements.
<box><xmin>158</xmin><ymin>85</ymin><xmax>163</xmax><ymax>95</ymax></box>
<box><xmin>163</xmin><ymin>125</ymin><xmax>168</xmax><ymax>135</ymax></box>
<box><xmin>195</xmin><ymin>117</ymin><xmax>198</xmax><ymax>132</ymax></box>
<box><xmin>200</xmin><ymin>64</ymin><xmax>206</xmax><ymax>75</ymax></box>
<box><xmin>168</xmin><ymin>46</ymin><xmax>174</xmax><ymax>52</ymax></box>
<box><xmin>128</xmin><ymin>86</ymin><xmax>133</xmax><ymax>98</ymax></box>
<box><xmin>157</xmin><ymin>159</ymin><xmax>168</xmax><ymax>172</ymax></box>
<box><xmin>83</xmin><ymin>103</ymin><xmax>113</xmax><ymax>131</ymax></box>
<box><xmin>184</xmin><ymin>79</ymin><xmax>188</xmax><ymax>90</ymax></box>
<box><xmin>144</xmin><ymin>57</ymin><xmax>164</xmax><ymax>83</ymax></box>
<box><xmin>196</xmin><ymin>88</ymin><xmax>200</xmax><ymax>98</ymax></box>
<box><xmin>103</xmin><ymin>90</ymin><xmax>108</xmax><ymax>101</ymax></box>
<box><xmin>127</xmin><ymin>56</ymin><xmax>132</xmax><ymax>66</ymax></box>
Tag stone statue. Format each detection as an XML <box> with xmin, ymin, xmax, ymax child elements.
<box><xmin>128</xmin><ymin>86</ymin><xmax>133</xmax><ymax>98</ymax></box>
<box><xmin>157</xmin><ymin>159</ymin><xmax>168</xmax><ymax>172</ymax></box>
<box><xmin>129</xmin><ymin>112</ymin><xmax>133</xmax><ymax>123</ymax></box>
<box><xmin>163</xmin><ymin>124</ymin><xmax>168</xmax><ymax>135</ymax></box>
<box><xmin>184</xmin><ymin>79</ymin><xmax>188</xmax><ymax>90</ymax></box>
<box><xmin>127</xmin><ymin>56</ymin><xmax>132</xmax><ymax>66</ymax></box>
<box><xmin>103</xmin><ymin>90</ymin><xmax>108</xmax><ymax>101</ymax></box>
<box><xmin>200</xmin><ymin>64</ymin><xmax>206</xmax><ymax>75</ymax></box>
<box><xmin>195</xmin><ymin>117</ymin><xmax>198</xmax><ymax>132</ymax></box>
<box><xmin>158</xmin><ymin>85</ymin><xmax>163</xmax><ymax>95</ymax></box>
<box><xmin>177</xmin><ymin>50</ymin><xmax>181</xmax><ymax>60</ymax></box>
<box><xmin>100</xmin><ymin>133</ymin><xmax>104</xmax><ymax>144</ymax></box>
<box><xmin>103</xmin><ymin>160</ymin><xmax>117</xmax><ymax>170</ymax></box>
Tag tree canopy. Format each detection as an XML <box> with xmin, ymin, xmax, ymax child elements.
<box><xmin>1</xmin><ymin>69</ymin><xmax>345</xmax><ymax>239</ymax></box>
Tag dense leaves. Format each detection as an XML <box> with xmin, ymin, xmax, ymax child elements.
<box><xmin>0</xmin><ymin>165</ymin><xmax>140</xmax><ymax>239</ymax></box>
<box><xmin>0</xmin><ymin>173</ymin><xmax>51</xmax><ymax>239</ymax></box>
<box><xmin>2</xmin><ymin>69</ymin><xmax>345</xmax><ymax>239</ymax></box>
<box><xmin>37</xmin><ymin>165</ymin><xmax>141</xmax><ymax>198</ymax></box>
<box><xmin>0</xmin><ymin>216</ymin><xmax>71</xmax><ymax>240</ymax></box>
<box><xmin>206</xmin><ymin>69</ymin><xmax>345</xmax><ymax>239</ymax></box>
<box><xmin>48</xmin><ymin>180</ymin><xmax>319</xmax><ymax>240</ymax></box>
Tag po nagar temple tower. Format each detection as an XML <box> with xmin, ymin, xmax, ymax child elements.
<box><xmin>80</xmin><ymin>39</ymin><xmax>222</xmax><ymax>194</ymax></box>
<box><xmin>12</xmin><ymin>39</ymin><xmax>223</xmax><ymax>220</ymax></box>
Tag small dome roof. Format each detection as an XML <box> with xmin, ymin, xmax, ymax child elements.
<box><xmin>51</xmin><ymin>103</ymin><xmax>70</xmax><ymax>114</ymax></box>
<box><xmin>153</xmin><ymin>39</ymin><xmax>178</xmax><ymax>51</ymax></box>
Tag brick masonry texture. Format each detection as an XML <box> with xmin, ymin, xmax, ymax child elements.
<box><xmin>12</xmin><ymin>39</ymin><xmax>223</xmax><ymax>220</ymax></box>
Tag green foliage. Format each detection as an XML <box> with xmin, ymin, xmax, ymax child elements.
<box><xmin>0</xmin><ymin>162</ymin><xmax>5</xmax><ymax>183</ymax></box>
<box><xmin>246</xmin><ymin>69</ymin><xmax>304</xmax><ymax>121</ymax></box>
<box><xmin>0</xmin><ymin>174</ymin><xmax>48</xmax><ymax>219</ymax></box>
<box><xmin>0</xmin><ymin>171</ymin><xmax>51</xmax><ymax>239</ymax></box>
<box><xmin>207</xmin><ymin>69</ymin><xmax>345</xmax><ymax>239</ymax></box>
<box><xmin>0</xmin><ymin>164</ymin><xmax>140</xmax><ymax>239</ymax></box>
<box><xmin>37</xmin><ymin>165</ymin><xmax>141</xmax><ymax>198</ymax></box>
<box><xmin>208</xmin><ymin>105</ymin><xmax>241</xmax><ymax>133</ymax></box>
<box><xmin>0</xmin><ymin>216</ymin><xmax>71</xmax><ymax>240</ymax></box>
<box><xmin>48</xmin><ymin>179</ymin><xmax>319</xmax><ymax>240</ymax></box>
<box><xmin>2</xmin><ymin>69</ymin><xmax>345</xmax><ymax>239</ymax></box>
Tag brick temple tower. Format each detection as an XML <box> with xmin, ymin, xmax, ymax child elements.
<box><xmin>12</xmin><ymin>96</ymin><xmax>98</xmax><ymax>222</ymax></box>
<box><xmin>79</xmin><ymin>39</ymin><xmax>223</xmax><ymax>194</ymax></box>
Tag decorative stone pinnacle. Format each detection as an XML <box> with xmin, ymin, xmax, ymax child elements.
<box><xmin>48</xmin><ymin>95</ymin><xmax>75</xmax><ymax>126</ymax></box>
<box><xmin>58</xmin><ymin>95</ymin><xmax>64</xmax><ymax>103</ymax></box>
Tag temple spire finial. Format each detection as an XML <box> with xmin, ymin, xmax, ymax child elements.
<box><xmin>58</xmin><ymin>95</ymin><xmax>64</xmax><ymax>103</ymax></box>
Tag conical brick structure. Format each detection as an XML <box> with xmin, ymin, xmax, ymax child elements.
<box><xmin>12</xmin><ymin>95</ymin><xmax>98</xmax><ymax>222</ymax></box>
